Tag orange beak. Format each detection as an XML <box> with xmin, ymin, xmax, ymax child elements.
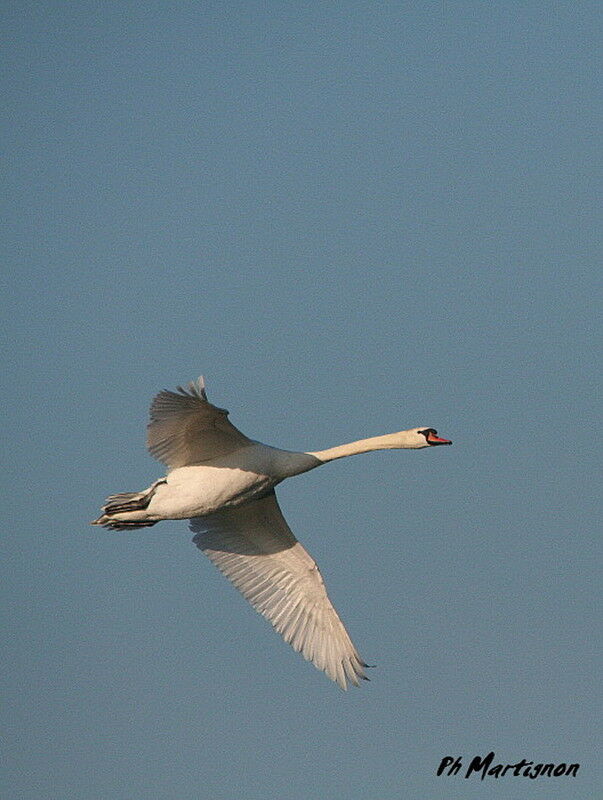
<box><xmin>426</xmin><ymin>431</ymin><xmax>452</xmax><ymax>445</ymax></box>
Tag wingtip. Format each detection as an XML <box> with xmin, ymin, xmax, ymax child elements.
<box><xmin>174</xmin><ymin>375</ymin><xmax>208</xmax><ymax>401</ymax></box>
<box><xmin>191</xmin><ymin>375</ymin><xmax>208</xmax><ymax>400</ymax></box>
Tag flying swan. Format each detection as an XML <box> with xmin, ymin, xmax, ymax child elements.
<box><xmin>93</xmin><ymin>377</ymin><xmax>451</xmax><ymax>689</ymax></box>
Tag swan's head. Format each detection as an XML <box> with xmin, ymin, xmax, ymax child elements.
<box><xmin>399</xmin><ymin>427</ymin><xmax>453</xmax><ymax>449</ymax></box>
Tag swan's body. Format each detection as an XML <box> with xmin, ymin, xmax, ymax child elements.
<box><xmin>93</xmin><ymin>377</ymin><xmax>451</xmax><ymax>689</ymax></box>
<box><xmin>109</xmin><ymin>445</ymin><xmax>319</xmax><ymax>521</ymax></box>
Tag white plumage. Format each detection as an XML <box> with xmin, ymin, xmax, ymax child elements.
<box><xmin>191</xmin><ymin>493</ymin><xmax>368</xmax><ymax>688</ymax></box>
<box><xmin>93</xmin><ymin>376</ymin><xmax>451</xmax><ymax>689</ymax></box>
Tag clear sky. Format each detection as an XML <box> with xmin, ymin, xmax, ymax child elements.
<box><xmin>2</xmin><ymin>2</ymin><xmax>601</xmax><ymax>798</ymax></box>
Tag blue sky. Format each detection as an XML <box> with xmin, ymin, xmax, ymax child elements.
<box><xmin>2</xmin><ymin>2</ymin><xmax>601</xmax><ymax>798</ymax></box>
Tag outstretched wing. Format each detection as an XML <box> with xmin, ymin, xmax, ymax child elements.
<box><xmin>147</xmin><ymin>377</ymin><xmax>252</xmax><ymax>468</ymax></box>
<box><xmin>190</xmin><ymin>492</ymin><xmax>368</xmax><ymax>689</ymax></box>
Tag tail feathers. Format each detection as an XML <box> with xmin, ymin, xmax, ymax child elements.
<box><xmin>103</xmin><ymin>491</ymin><xmax>151</xmax><ymax>515</ymax></box>
<box><xmin>102</xmin><ymin>478</ymin><xmax>166</xmax><ymax>514</ymax></box>
<box><xmin>105</xmin><ymin>491</ymin><xmax>142</xmax><ymax>504</ymax></box>
<box><xmin>92</xmin><ymin>478</ymin><xmax>166</xmax><ymax>530</ymax></box>
<box><xmin>91</xmin><ymin>515</ymin><xmax>157</xmax><ymax>531</ymax></box>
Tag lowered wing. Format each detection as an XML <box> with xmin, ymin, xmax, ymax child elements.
<box><xmin>190</xmin><ymin>492</ymin><xmax>368</xmax><ymax>689</ymax></box>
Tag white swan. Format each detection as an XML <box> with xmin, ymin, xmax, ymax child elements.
<box><xmin>93</xmin><ymin>377</ymin><xmax>451</xmax><ymax>689</ymax></box>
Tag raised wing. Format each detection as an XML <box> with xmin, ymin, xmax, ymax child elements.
<box><xmin>190</xmin><ymin>492</ymin><xmax>368</xmax><ymax>689</ymax></box>
<box><xmin>147</xmin><ymin>377</ymin><xmax>252</xmax><ymax>468</ymax></box>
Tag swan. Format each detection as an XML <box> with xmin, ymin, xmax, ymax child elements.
<box><xmin>92</xmin><ymin>377</ymin><xmax>451</xmax><ymax>689</ymax></box>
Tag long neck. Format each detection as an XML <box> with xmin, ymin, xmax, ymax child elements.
<box><xmin>306</xmin><ymin>432</ymin><xmax>409</xmax><ymax>464</ymax></box>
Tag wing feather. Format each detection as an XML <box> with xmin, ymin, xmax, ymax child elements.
<box><xmin>190</xmin><ymin>492</ymin><xmax>368</xmax><ymax>689</ymax></box>
<box><xmin>147</xmin><ymin>377</ymin><xmax>252</xmax><ymax>468</ymax></box>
